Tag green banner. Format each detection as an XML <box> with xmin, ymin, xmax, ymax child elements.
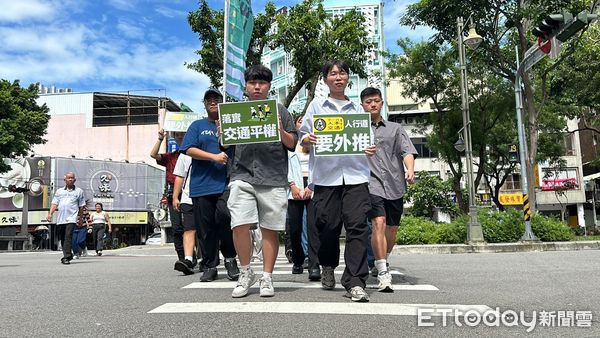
<box><xmin>219</xmin><ymin>99</ymin><xmax>280</xmax><ymax>145</ymax></box>
<box><xmin>313</xmin><ymin>113</ymin><xmax>372</xmax><ymax>156</ymax></box>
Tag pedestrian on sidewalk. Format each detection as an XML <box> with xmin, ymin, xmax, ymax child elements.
<box><xmin>91</xmin><ymin>203</ymin><xmax>112</xmax><ymax>256</ymax></box>
<box><xmin>47</xmin><ymin>172</ymin><xmax>86</xmax><ymax>265</ymax></box>
<box><xmin>180</xmin><ymin>88</ymin><xmax>239</xmax><ymax>282</ymax></box>
<box><xmin>225</xmin><ymin>64</ymin><xmax>298</xmax><ymax>298</ymax></box>
<box><xmin>299</xmin><ymin>60</ymin><xmax>376</xmax><ymax>302</ymax></box>
<box><xmin>361</xmin><ymin>87</ymin><xmax>417</xmax><ymax>293</ymax></box>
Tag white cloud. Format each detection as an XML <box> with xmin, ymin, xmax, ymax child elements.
<box><xmin>0</xmin><ymin>0</ymin><xmax>56</xmax><ymax>22</ymax></box>
<box><xmin>116</xmin><ymin>20</ymin><xmax>145</xmax><ymax>39</ymax></box>
<box><xmin>108</xmin><ymin>0</ymin><xmax>137</xmax><ymax>11</ymax></box>
<box><xmin>382</xmin><ymin>0</ymin><xmax>436</xmax><ymax>53</ymax></box>
<box><xmin>155</xmin><ymin>6</ymin><xmax>188</xmax><ymax>18</ymax></box>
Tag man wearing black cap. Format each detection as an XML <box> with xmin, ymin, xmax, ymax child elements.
<box><xmin>179</xmin><ymin>88</ymin><xmax>239</xmax><ymax>282</ymax></box>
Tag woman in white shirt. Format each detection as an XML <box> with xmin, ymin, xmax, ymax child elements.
<box><xmin>91</xmin><ymin>202</ymin><xmax>112</xmax><ymax>256</ymax></box>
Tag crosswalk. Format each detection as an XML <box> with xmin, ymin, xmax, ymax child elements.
<box><xmin>148</xmin><ymin>255</ymin><xmax>491</xmax><ymax>316</ymax></box>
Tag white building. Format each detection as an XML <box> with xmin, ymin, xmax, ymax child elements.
<box><xmin>262</xmin><ymin>0</ymin><xmax>385</xmax><ymax>114</ymax></box>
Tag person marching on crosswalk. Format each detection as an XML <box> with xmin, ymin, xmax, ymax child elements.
<box><xmin>361</xmin><ymin>87</ymin><xmax>417</xmax><ymax>293</ymax></box>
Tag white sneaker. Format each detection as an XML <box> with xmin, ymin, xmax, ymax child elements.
<box><xmin>345</xmin><ymin>286</ymin><xmax>370</xmax><ymax>302</ymax></box>
<box><xmin>231</xmin><ymin>268</ymin><xmax>257</xmax><ymax>298</ymax></box>
<box><xmin>82</xmin><ymin>248</ymin><xmax>88</xmax><ymax>257</ymax></box>
<box><xmin>259</xmin><ymin>276</ymin><xmax>275</xmax><ymax>297</ymax></box>
<box><xmin>377</xmin><ymin>271</ymin><xmax>394</xmax><ymax>293</ymax></box>
<box><xmin>74</xmin><ymin>254</ymin><xmax>80</xmax><ymax>260</ymax></box>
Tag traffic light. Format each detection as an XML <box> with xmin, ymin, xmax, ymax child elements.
<box><xmin>532</xmin><ymin>10</ymin><xmax>598</xmax><ymax>42</ymax></box>
<box><xmin>508</xmin><ymin>144</ymin><xmax>519</xmax><ymax>163</ymax></box>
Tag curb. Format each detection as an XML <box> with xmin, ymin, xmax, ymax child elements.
<box><xmin>391</xmin><ymin>241</ymin><xmax>600</xmax><ymax>255</ymax></box>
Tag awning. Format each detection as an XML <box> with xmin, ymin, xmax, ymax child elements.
<box><xmin>583</xmin><ymin>172</ymin><xmax>600</xmax><ymax>181</ymax></box>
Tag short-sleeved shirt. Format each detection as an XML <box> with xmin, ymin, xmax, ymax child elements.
<box><xmin>172</xmin><ymin>153</ymin><xmax>193</xmax><ymax>205</ymax></box>
<box><xmin>51</xmin><ymin>186</ymin><xmax>86</xmax><ymax>225</ymax></box>
<box><xmin>156</xmin><ymin>152</ymin><xmax>179</xmax><ymax>185</ymax></box>
<box><xmin>368</xmin><ymin>119</ymin><xmax>418</xmax><ymax>200</ymax></box>
<box><xmin>179</xmin><ymin>118</ymin><xmax>229</xmax><ymax>197</ymax></box>
<box><xmin>300</xmin><ymin>97</ymin><xmax>370</xmax><ymax>186</ymax></box>
<box><xmin>229</xmin><ymin>103</ymin><xmax>297</xmax><ymax>187</ymax></box>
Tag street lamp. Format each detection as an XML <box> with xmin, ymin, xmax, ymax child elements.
<box><xmin>457</xmin><ymin>15</ymin><xmax>485</xmax><ymax>243</ymax></box>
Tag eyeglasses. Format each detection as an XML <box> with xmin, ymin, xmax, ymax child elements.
<box><xmin>204</xmin><ymin>98</ymin><xmax>223</xmax><ymax>104</ymax></box>
<box><xmin>363</xmin><ymin>99</ymin><xmax>382</xmax><ymax>104</ymax></box>
<box><xmin>327</xmin><ymin>71</ymin><xmax>348</xmax><ymax>78</ymax></box>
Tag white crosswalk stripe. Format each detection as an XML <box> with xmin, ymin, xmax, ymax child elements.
<box><xmin>149</xmin><ymin>302</ymin><xmax>493</xmax><ymax>316</ymax></box>
<box><xmin>183</xmin><ymin>281</ymin><xmax>438</xmax><ymax>291</ymax></box>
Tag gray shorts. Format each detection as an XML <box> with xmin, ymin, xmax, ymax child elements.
<box><xmin>227</xmin><ymin>180</ymin><xmax>288</xmax><ymax>231</ymax></box>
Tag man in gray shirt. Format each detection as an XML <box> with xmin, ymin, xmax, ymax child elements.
<box><xmin>226</xmin><ymin>64</ymin><xmax>298</xmax><ymax>298</ymax></box>
<box><xmin>47</xmin><ymin>172</ymin><xmax>86</xmax><ymax>265</ymax></box>
<box><xmin>361</xmin><ymin>87</ymin><xmax>417</xmax><ymax>292</ymax></box>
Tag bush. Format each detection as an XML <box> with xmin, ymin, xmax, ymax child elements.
<box><xmin>396</xmin><ymin>215</ymin><xmax>466</xmax><ymax>245</ymax></box>
<box><xmin>531</xmin><ymin>215</ymin><xmax>575</xmax><ymax>242</ymax></box>
<box><xmin>478</xmin><ymin>208</ymin><xmax>524</xmax><ymax>243</ymax></box>
<box><xmin>395</xmin><ymin>210</ymin><xmax>574</xmax><ymax>245</ymax></box>
<box><xmin>396</xmin><ymin>216</ymin><xmax>437</xmax><ymax>245</ymax></box>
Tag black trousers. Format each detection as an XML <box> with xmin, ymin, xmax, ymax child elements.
<box><xmin>167</xmin><ymin>194</ymin><xmax>184</xmax><ymax>261</ymax></box>
<box><xmin>193</xmin><ymin>190</ymin><xmax>236</xmax><ymax>268</ymax></box>
<box><xmin>92</xmin><ymin>224</ymin><xmax>106</xmax><ymax>252</ymax></box>
<box><xmin>313</xmin><ymin>183</ymin><xmax>371</xmax><ymax>290</ymax></box>
<box><xmin>58</xmin><ymin>223</ymin><xmax>75</xmax><ymax>260</ymax></box>
<box><xmin>305</xmin><ymin>199</ymin><xmax>320</xmax><ymax>270</ymax></box>
<box><xmin>286</xmin><ymin>199</ymin><xmax>310</xmax><ymax>266</ymax></box>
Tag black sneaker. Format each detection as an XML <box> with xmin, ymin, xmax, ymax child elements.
<box><xmin>174</xmin><ymin>259</ymin><xmax>195</xmax><ymax>275</ymax></box>
<box><xmin>225</xmin><ymin>259</ymin><xmax>240</xmax><ymax>281</ymax></box>
<box><xmin>292</xmin><ymin>265</ymin><xmax>303</xmax><ymax>274</ymax></box>
<box><xmin>60</xmin><ymin>258</ymin><xmax>70</xmax><ymax>265</ymax></box>
<box><xmin>200</xmin><ymin>267</ymin><xmax>218</xmax><ymax>282</ymax></box>
<box><xmin>308</xmin><ymin>267</ymin><xmax>321</xmax><ymax>281</ymax></box>
<box><xmin>285</xmin><ymin>249</ymin><xmax>293</xmax><ymax>263</ymax></box>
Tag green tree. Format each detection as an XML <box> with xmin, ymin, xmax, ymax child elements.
<box><xmin>387</xmin><ymin>39</ymin><xmax>517</xmax><ymax>211</ymax></box>
<box><xmin>406</xmin><ymin>171</ymin><xmax>459</xmax><ymax>219</ymax></box>
<box><xmin>399</xmin><ymin>0</ymin><xmax>594</xmax><ymax>211</ymax></box>
<box><xmin>0</xmin><ymin>80</ymin><xmax>50</xmax><ymax>173</ymax></box>
<box><xmin>186</xmin><ymin>0</ymin><xmax>277</xmax><ymax>89</ymax></box>
<box><xmin>271</xmin><ymin>0</ymin><xmax>372</xmax><ymax>111</ymax></box>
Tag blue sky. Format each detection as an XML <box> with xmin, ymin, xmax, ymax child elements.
<box><xmin>0</xmin><ymin>0</ymin><xmax>434</xmax><ymax>114</ymax></box>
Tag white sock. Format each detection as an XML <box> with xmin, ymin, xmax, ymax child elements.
<box><xmin>375</xmin><ymin>259</ymin><xmax>387</xmax><ymax>273</ymax></box>
<box><xmin>263</xmin><ymin>272</ymin><xmax>272</xmax><ymax>279</ymax></box>
<box><xmin>184</xmin><ymin>256</ymin><xmax>193</xmax><ymax>262</ymax></box>
<box><xmin>386</xmin><ymin>253</ymin><xmax>390</xmax><ymax>261</ymax></box>
<box><xmin>241</xmin><ymin>264</ymin><xmax>250</xmax><ymax>271</ymax></box>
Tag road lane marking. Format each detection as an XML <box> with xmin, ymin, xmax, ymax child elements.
<box><xmin>149</xmin><ymin>302</ymin><xmax>491</xmax><ymax>315</ymax></box>
<box><xmin>182</xmin><ymin>281</ymin><xmax>437</xmax><ymax>291</ymax></box>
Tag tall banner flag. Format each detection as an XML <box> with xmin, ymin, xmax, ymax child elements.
<box><xmin>224</xmin><ymin>0</ymin><xmax>254</xmax><ymax>101</ymax></box>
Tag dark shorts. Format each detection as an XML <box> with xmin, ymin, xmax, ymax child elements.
<box><xmin>368</xmin><ymin>195</ymin><xmax>403</xmax><ymax>226</ymax></box>
<box><xmin>180</xmin><ymin>203</ymin><xmax>198</xmax><ymax>232</ymax></box>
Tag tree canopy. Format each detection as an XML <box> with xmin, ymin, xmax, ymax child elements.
<box><xmin>0</xmin><ymin>80</ymin><xmax>50</xmax><ymax>173</ymax></box>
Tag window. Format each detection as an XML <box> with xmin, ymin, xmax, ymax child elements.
<box><xmin>562</xmin><ymin>133</ymin><xmax>575</xmax><ymax>155</ymax></box>
<box><xmin>501</xmin><ymin>173</ymin><xmax>521</xmax><ymax>191</ymax></box>
<box><xmin>411</xmin><ymin>138</ymin><xmax>438</xmax><ymax>158</ymax></box>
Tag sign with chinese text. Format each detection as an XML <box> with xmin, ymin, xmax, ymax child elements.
<box><xmin>218</xmin><ymin>100</ymin><xmax>280</xmax><ymax>146</ymax></box>
<box><xmin>0</xmin><ymin>211</ymin><xmax>49</xmax><ymax>226</ymax></box>
<box><xmin>109</xmin><ymin>211</ymin><xmax>148</xmax><ymax>225</ymax></box>
<box><xmin>499</xmin><ymin>193</ymin><xmax>524</xmax><ymax>206</ymax></box>
<box><xmin>163</xmin><ymin>111</ymin><xmax>200</xmax><ymax>132</ymax></box>
<box><xmin>313</xmin><ymin>113</ymin><xmax>372</xmax><ymax>156</ymax></box>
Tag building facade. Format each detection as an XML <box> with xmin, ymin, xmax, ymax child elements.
<box><xmin>262</xmin><ymin>0</ymin><xmax>386</xmax><ymax>115</ymax></box>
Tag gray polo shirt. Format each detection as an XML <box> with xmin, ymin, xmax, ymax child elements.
<box><xmin>368</xmin><ymin>119</ymin><xmax>418</xmax><ymax>200</ymax></box>
<box><xmin>230</xmin><ymin>103</ymin><xmax>297</xmax><ymax>187</ymax></box>
<box><xmin>51</xmin><ymin>186</ymin><xmax>86</xmax><ymax>225</ymax></box>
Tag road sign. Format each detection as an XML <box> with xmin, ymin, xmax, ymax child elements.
<box><xmin>538</xmin><ymin>37</ymin><xmax>551</xmax><ymax>54</ymax></box>
<box><xmin>522</xmin><ymin>45</ymin><xmax>547</xmax><ymax>72</ymax></box>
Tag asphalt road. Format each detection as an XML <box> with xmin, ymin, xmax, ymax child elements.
<box><xmin>1</xmin><ymin>246</ymin><xmax>599</xmax><ymax>337</ymax></box>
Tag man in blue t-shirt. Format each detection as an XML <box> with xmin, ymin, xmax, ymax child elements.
<box><xmin>179</xmin><ymin>88</ymin><xmax>238</xmax><ymax>282</ymax></box>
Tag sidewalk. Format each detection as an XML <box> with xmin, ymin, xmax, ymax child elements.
<box><xmin>106</xmin><ymin>240</ymin><xmax>600</xmax><ymax>257</ymax></box>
